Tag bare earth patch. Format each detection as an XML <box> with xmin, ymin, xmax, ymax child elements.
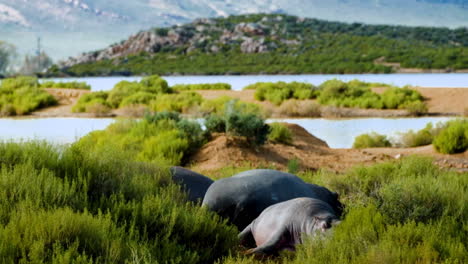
<box><xmin>189</xmin><ymin>123</ymin><xmax>468</xmax><ymax>174</ymax></box>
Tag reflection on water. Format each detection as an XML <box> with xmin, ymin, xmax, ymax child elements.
<box><xmin>268</xmin><ymin>117</ymin><xmax>455</xmax><ymax>148</ymax></box>
<box><xmin>0</xmin><ymin>118</ymin><xmax>115</xmax><ymax>144</ymax></box>
<box><xmin>41</xmin><ymin>73</ymin><xmax>468</xmax><ymax>91</ymax></box>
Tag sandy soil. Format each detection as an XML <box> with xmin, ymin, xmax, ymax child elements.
<box><xmin>189</xmin><ymin>123</ymin><xmax>468</xmax><ymax>174</ymax></box>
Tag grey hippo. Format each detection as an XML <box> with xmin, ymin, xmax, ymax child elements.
<box><xmin>170</xmin><ymin>166</ymin><xmax>213</xmax><ymax>203</ymax></box>
<box><xmin>202</xmin><ymin>169</ymin><xmax>343</xmax><ymax>229</ymax></box>
<box><xmin>239</xmin><ymin>197</ymin><xmax>340</xmax><ymax>255</ymax></box>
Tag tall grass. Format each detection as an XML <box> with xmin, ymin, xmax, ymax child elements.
<box><xmin>172</xmin><ymin>83</ymin><xmax>231</xmax><ymax>91</ymax></box>
<box><xmin>40</xmin><ymin>80</ymin><xmax>91</xmax><ymax>90</ymax></box>
<box><xmin>0</xmin><ymin>140</ymin><xmax>238</xmax><ymax>263</ymax></box>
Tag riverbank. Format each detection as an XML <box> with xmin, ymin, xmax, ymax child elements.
<box><xmin>188</xmin><ymin>123</ymin><xmax>468</xmax><ymax>174</ymax></box>
<box><xmin>28</xmin><ymin>86</ymin><xmax>468</xmax><ymax>118</ymax></box>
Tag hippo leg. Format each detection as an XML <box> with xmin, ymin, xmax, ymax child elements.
<box><xmin>246</xmin><ymin>229</ymin><xmax>286</xmax><ymax>256</ymax></box>
<box><xmin>238</xmin><ymin>223</ymin><xmax>256</xmax><ymax>248</ymax></box>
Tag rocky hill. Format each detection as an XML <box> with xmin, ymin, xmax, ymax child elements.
<box><xmin>53</xmin><ymin>14</ymin><xmax>468</xmax><ymax>76</ymax></box>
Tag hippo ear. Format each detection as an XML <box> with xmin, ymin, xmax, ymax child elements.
<box><xmin>332</xmin><ymin>191</ymin><xmax>339</xmax><ymax>199</ymax></box>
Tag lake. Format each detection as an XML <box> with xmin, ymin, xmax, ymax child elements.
<box><xmin>0</xmin><ymin>118</ymin><xmax>115</xmax><ymax>144</ymax></box>
<box><xmin>41</xmin><ymin>73</ymin><xmax>468</xmax><ymax>91</ymax></box>
<box><xmin>0</xmin><ymin>117</ymin><xmax>454</xmax><ymax>148</ymax></box>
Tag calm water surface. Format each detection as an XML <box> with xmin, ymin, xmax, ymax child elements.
<box><xmin>0</xmin><ymin>118</ymin><xmax>114</xmax><ymax>144</ymax></box>
<box><xmin>42</xmin><ymin>73</ymin><xmax>468</xmax><ymax>91</ymax></box>
<box><xmin>0</xmin><ymin>117</ymin><xmax>455</xmax><ymax>148</ymax></box>
<box><xmin>268</xmin><ymin>117</ymin><xmax>455</xmax><ymax>148</ymax></box>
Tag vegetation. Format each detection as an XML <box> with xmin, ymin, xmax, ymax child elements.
<box><xmin>0</xmin><ymin>141</ymin><xmax>237</xmax><ymax>263</ymax></box>
<box><xmin>395</xmin><ymin>122</ymin><xmax>444</xmax><ymax>148</ymax></box>
<box><xmin>433</xmin><ymin>119</ymin><xmax>468</xmax><ymax>154</ymax></box>
<box><xmin>278</xmin><ymin>100</ymin><xmax>321</xmax><ymax>117</ymax></box>
<box><xmin>200</xmin><ymin>96</ymin><xmax>263</xmax><ymax>116</ymax></box>
<box><xmin>205</xmin><ymin>100</ymin><xmax>270</xmax><ymax>145</ymax></box>
<box><xmin>318</xmin><ymin>79</ymin><xmax>425</xmax><ymax>111</ymax></box>
<box><xmin>268</xmin><ymin>122</ymin><xmax>293</xmax><ymax>145</ymax></box>
<box><xmin>353</xmin><ymin>132</ymin><xmax>392</xmax><ymax>148</ymax></box>
<box><xmin>40</xmin><ymin>80</ymin><xmax>91</xmax><ymax>90</ymax></box>
<box><xmin>55</xmin><ymin>14</ymin><xmax>468</xmax><ymax>76</ymax></box>
<box><xmin>0</xmin><ymin>76</ymin><xmax>57</xmax><ymax>116</ymax></box>
<box><xmin>172</xmin><ymin>83</ymin><xmax>231</xmax><ymax>91</ymax></box>
<box><xmin>246</xmin><ymin>82</ymin><xmax>318</xmax><ymax>105</ymax></box>
<box><xmin>220</xmin><ymin>156</ymin><xmax>468</xmax><ymax>263</ymax></box>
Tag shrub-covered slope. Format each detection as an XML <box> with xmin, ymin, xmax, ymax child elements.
<box><xmin>55</xmin><ymin>14</ymin><xmax>468</xmax><ymax>76</ymax></box>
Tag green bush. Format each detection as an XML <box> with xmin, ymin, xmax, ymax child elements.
<box><xmin>353</xmin><ymin>132</ymin><xmax>392</xmax><ymax>148</ymax></box>
<box><xmin>205</xmin><ymin>100</ymin><xmax>269</xmax><ymax>145</ymax></box>
<box><xmin>107</xmin><ymin>80</ymin><xmax>142</xmax><ymax>108</ymax></box>
<box><xmin>0</xmin><ymin>141</ymin><xmax>238</xmax><ymax>263</ymax></box>
<box><xmin>140</xmin><ymin>75</ymin><xmax>172</xmax><ymax>94</ymax></box>
<box><xmin>119</xmin><ymin>91</ymin><xmax>157</xmax><ymax>107</ymax></box>
<box><xmin>268</xmin><ymin>122</ymin><xmax>293</xmax><ymax>144</ymax></box>
<box><xmin>151</xmin><ymin>92</ymin><xmax>203</xmax><ymax>113</ymax></box>
<box><xmin>247</xmin><ymin>81</ymin><xmax>317</xmax><ymax>105</ymax></box>
<box><xmin>0</xmin><ymin>76</ymin><xmax>57</xmax><ymax>115</ymax></box>
<box><xmin>278</xmin><ymin>99</ymin><xmax>321</xmax><ymax>117</ymax></box>
<box><xmin>172</xmin><ymin>83</ymin><xmax>231</xmax><ymax>91</ymax></box>
<box><xmin>72</xmin><ymin>91</ymin><xmax>110</xmax><ymax>113</ymax></box>
<box><xmin>40</xmin><ymin>80</ymin><xmax>91</xmax><ymax>90</ymax></box>
<box><xmin>396</xmin><ymin>122</ymin><xmax>443</xmax><ymax>147</ymax></box>
<box><xmin>433</xmin><ymin>119</ymin><xmax>468</xmax><ymax>154</ymax></box>
<box><xmin>200</xmin><ymin>96</ymin><xmax>262</xmax><ymax>116</ymax></box>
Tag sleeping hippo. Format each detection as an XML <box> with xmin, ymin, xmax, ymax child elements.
<box><xmin>170</xmin><ymin>166</ymin><xmax>214</xmax><ymax>203</ymax></box>
<box><xmin>202</xmin><ymin>169</ymin><xmax>343</xmax><ymax>229</ymax></box>
<box><xmin>239</xmin><ymin>197</ymin><xmax>340</xmax><ymax>255</ymax></box>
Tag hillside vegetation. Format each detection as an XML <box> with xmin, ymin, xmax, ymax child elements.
<box><xmin>54</xmin><ymin>14</ymin><xmax>468</xmax><ymax>76</ymax></box>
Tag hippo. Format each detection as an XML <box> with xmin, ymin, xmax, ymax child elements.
<box><xmin>170</xmin><ymin>166</ymin><xmax>214</xmax><ymax>203</ymax></box>
<box><xmin>239</xmin><ymin>197</ymin><xmax>340</xmax><ymax>255</ymax></box>
<box><xmin>202</xmin><ymin>169</ymin><xmax>343</xmax><ymax>229</ymax></box>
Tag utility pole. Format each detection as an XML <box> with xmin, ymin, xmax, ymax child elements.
<box><xmin>36</xmin><ymin>36</ymin><xmax>41</xmax><ymax>71</ymax></box>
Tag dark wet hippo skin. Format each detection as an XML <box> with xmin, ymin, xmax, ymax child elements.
<box><xmin>239</xmin><ymin>197</ymin><xmax>339</xmax><ymax>255</ymax></box>
<box><xmin>170</xmin><ymin>166</ymin><xmax>214</xmax><ymax>203</ymax></box>
<box><xmin>202</xmin><ymin>169</ymin><xmax>343</xmax><ymax>229</ymax></box>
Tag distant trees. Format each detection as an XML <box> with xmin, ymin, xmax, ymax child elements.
<box><xmin>0</xmin><ymin>41</ymin><xmax>16</xmax><ymax>76</ymax></box>
<box><xmin>19</xmin><ymin>51</ymin><xmax>53</xmax><ymax>75</ymax></box>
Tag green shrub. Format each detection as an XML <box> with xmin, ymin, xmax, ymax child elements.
<box><xmin>72</xmin><ymin>91</ymin><xmax>110</xmax><ymax>113</ymax></box>
<box><xmin>396</xmin><ymin>122</ymin><xmax>443</xmax><ymax>147</ymax></box>
<box><xmin>268</xmin><ymin>122</ymin><xmax>293</xmax><ymax>144</ymax></box>
<box><xmin>0</xmin><ymin>76</ymin><xmax>57</xmax><ymax>115</ymax></box>
<box><xmin>353</xmin><ymin>132</ymin><xmax>392</xmax><ymax>148</ymax></box>
<box><xmin>433</xmin><ymin>119</ymin><xmax>468</xmax><ymax>154</ymax></box>
<box><xmin>247</xmin><ymin>81</ymin><xmax>317</xmax><ymax>105</ymax></box>
<box><xmin>403</xmin><ymin>100</ymin><xmax>428</xmax><ymax>115</ymax></box>
<box><xmin>140</xmin><ymin>75</ymin><xmax>171</xmax><ymax>94</ymax></box>
<box><xmin>205</xmin><ymin>114</ymin><xmax>226</xmax><ymax>133</ymax></box>
<box><xmin>107</xmin><ymin>80</ymin><xmax>142</xmax><ymax>108</ymax></box>
<box><xmin>172</xmin><ymin>83</ymin><xmax>231</xmax><ymax>91</ymax></box>
<box><xmin>278</xmin><ymin>99</ymin><xmax>321</xmax><ymax>117</ymax></box>
<box><xmin>200</xmin><ymin>96</ymin><xmax>262</xmax><ymax>116</ymax></box>
<box><xmin>119</xmin><ymin>91</ymin><xmax>157</xmax><ymax>107</ymax></box>
<box><xmin>150</xmin><ymin>92</ymin><xmax>203</xmax><ymax>113</ymax></box>
<box><xmin>40</xmin><ymin>80</ymin><xmax>91</xmax><ymax>90</ymax></box>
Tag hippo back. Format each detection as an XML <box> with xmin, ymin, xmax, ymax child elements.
<box><xmin>170</xmin><ymin>166</ymin><xmax>214</xmax><ymax>203</ymax></box>
<box><xmin>202</xmin><ymin>169</ymin><xmax>319</xmax><ymax>229</ymax></box>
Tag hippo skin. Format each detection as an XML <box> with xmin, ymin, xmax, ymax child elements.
<box><xmin>239</xmin><ymin>197</ymin><xmax>339</xmax><ymax>255</ymax></box>
<box><xmin>202</xmin><ymin>169</ymin><xmax>343</xmax><ymax>229</ymax></box>
<box><xmin>170</xmin><ymin>166</ymin><xmax>214</xmax><ymax>203</ymax></box>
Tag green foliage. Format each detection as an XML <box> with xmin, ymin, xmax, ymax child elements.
<box><xmin>396</xmin><ymin>122</ymin><xmax>443</xmax><ymax>147</ymax></box>
<box><xmin>268</xmin><ymin>122</ymin><xmax>293</xmax><ymax>145</ymax></box>
<box><xmin>72</xmin><ymin>91</ymin><xmax>110</xmax><ymax>113</ymax></box>
<box><xmin>200</xmin><ymin>96</ymin><xmax>262</xmax><ymax>116</ymax></box>
<box><xmin>433</xmin><ymin>119</ymin><xmax>468</xmax><ymax>154</ymax></box>
<box><xmin>278</xmin><ymin>100</ymin><xmax>321</xmax><ymax>117</ymax></box>
<box><xmin>172</xmin><ymin>83</ymin><xmax>231</xmax><ymax>91</ymax></box>
<box><xmin>247</xmin><ymin>82</ymin><xmax>317</xmax><ymax>105</ymax></box>
<box><xmin>222</xmin><ymin>156</ymin><xmax>468</xmax><ymax>263</ymax></box>
<box><xmin>205</xmin><ymin>100</ymin><xmax>269</xmax><ymax>145</ymax></box>
<box><xmin>40</xmin><ymin>80</ymin><xmax>91</xmax><ymax>90</ymax></box>
<box><xmin>0</xmin><ymin>141</ymin><xmax>238</xmax><ymax>263</ymax></box>
<box><xmin>318</xmin><ymin>79</ymin><xmax>425</xmax><ymax>111</ymax></box>
<box><xmin>0</xmin><ymin>76</ymin><xmax>57</xmax><ymax>116</ymax></box>
<box><xmin>353</xmin><ymin>132</ymin><xmax>392</xmax><ymax>148</ymax></box>
<box><xmin>58</xmin><ymin>14</ymin><xmax>468</xmax><ymax>76</ymax></box>
<box><xmin>150</xmin><ymin>92</ymin><xmax>203</xmax><ymax>113</ymax></box>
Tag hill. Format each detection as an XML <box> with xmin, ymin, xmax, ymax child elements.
<box><xmin>54</xmin><ymin>14</ymin><xmax>468</xmax><ymax>76</ymax></box>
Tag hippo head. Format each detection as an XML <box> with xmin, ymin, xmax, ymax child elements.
<box><xmin>315</xmin><ymin>216</ymin><xmax>341</xmax><ymax>233</ymax></box>
<box><xmin>307</xmin><ymin>183</ymin><xmax>345</xmax><ymax>218</ymax></box>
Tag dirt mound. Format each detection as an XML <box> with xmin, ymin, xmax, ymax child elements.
<box><xmin>190</xmin><ymin>123</ymin><xmax>392</xmax><ymax>174</ymax></box>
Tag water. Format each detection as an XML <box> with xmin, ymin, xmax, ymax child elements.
<box><xmin>0</xmin><ymin>116</ymin><xmax>455</xmax><ymax>148</ymax></box>
<box><xmin>0</xmin><ymin>118</ymin><xmax>114</xmax><ymax>144</ymax></box>
<box><xmin>269</xmin><ymin>117</ymin><xmax>455</xmax><ymax>148</ymax></box>
<box><xmin>41</xmin><ymin>73</ymin><xmax>468</xmax><ymax>91</ymax></box>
